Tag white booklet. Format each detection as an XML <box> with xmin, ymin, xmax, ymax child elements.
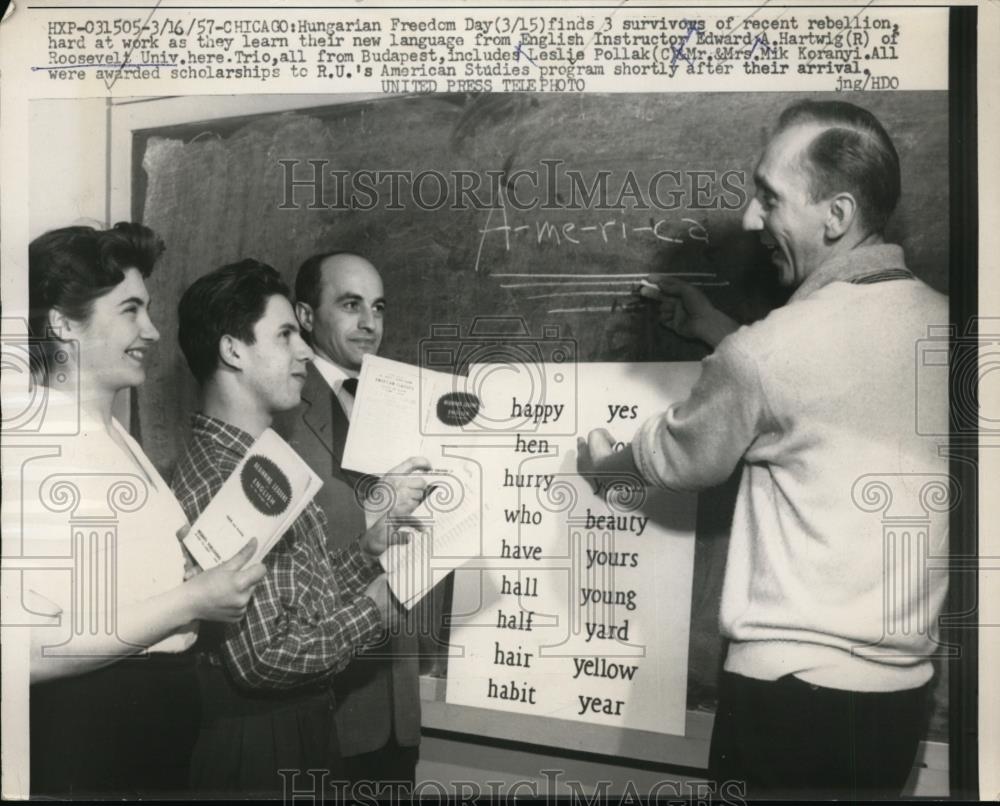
<box><xmin>183</xmin><ymin>428</ymin><xmax>323</xmax><ymax>569</ymax></box>
<box><xmin>340</xmin><ymin>355</ymin><xmax>469</xmax><ymax>473</ymax></box>
<box><xmin>342</xmin><ymin>355</ymin><xmax>482</xmax><ymax>609</ymax></box>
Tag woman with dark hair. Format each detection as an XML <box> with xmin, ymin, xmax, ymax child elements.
<box><xmin>18</xmin><ymin>222</ymin><xmax>266</xmax><ymax>797</ymax></box>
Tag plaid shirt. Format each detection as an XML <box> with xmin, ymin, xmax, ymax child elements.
<box><xmin>172</xmin><ymin>413</ymin><xmax>383</xmax><ymax>690</ymax></box>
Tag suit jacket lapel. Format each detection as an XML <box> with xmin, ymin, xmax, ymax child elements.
<box><xmin>301</xmin><ymin>361</ymin><xmax>373</xmax><ymax>497</ymax></box>
<box><xmin>301</xmin><ymin>362</ymin><xmax>336</xmax><ymax>461</ymax></box>
<box><xmin>329</xmin><ymin>392</ymin><xmax>350</xmax><ymax>471</ymax></box>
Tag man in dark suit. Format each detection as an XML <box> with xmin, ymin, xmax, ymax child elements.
<box><xmin>277</xmin><ymin>251</ymin><xmax>423</xmax><ymax>788</ymax></box>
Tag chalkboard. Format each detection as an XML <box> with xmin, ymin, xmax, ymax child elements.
<box><xmin>134</xmin><ymin>91</ymin><xmax>949</xmax><ymax>745</ymax></box>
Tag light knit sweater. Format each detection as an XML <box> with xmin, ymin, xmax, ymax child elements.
<box><xmin>634</xmin><ymin>244</ymin><xmax>949</xmax><ymax>691</ymax></box>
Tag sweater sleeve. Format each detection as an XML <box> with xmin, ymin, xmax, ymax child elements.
<box><xmin>632</xmin><ymin>333</ymin><xmax>769</xmax><ymax>491</ymax></box>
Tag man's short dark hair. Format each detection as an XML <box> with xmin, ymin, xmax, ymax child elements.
<box><xmin>178</xmin><ymin>259</ymin><xmax>290</xmax><ymax>385</ymax></box>
<box><xmin>777</xmin><ymin>100</ymin><xmax>901</xmax><ymax>235</ymax></box>
<box><xmin>294</xmin><ymin>250</ymin><xmax>365</xmax><ymax>310</ymax></box>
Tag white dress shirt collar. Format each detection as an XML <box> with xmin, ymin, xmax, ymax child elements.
<box><xmin>312</xmin><ymin>353</ymin><xmax>358</xmax><ymax>418</ymax></box>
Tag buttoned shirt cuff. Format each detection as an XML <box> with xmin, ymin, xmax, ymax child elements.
<box><xmin>342</xmin><ymin>540</ymin><xmax>382</xmax><ymax>580</ymax></box>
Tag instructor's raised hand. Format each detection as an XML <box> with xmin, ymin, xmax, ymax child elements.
<box><xmin>642</xmin><ymin>274</ymin><xmax>738</xmax><ymax>348</ymax></box>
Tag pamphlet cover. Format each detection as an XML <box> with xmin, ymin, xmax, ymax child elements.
<box><xmin>183</xmin><ymin>428</ymin><xmax>323</xmax><ymax>569</ymax></box>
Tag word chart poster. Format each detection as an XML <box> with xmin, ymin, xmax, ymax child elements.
<box><xmin>446</xmin><ymin>362</ymin><xmax>700</xmax><ymax>736</ymax></box>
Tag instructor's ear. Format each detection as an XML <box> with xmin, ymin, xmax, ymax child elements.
<box><xmin>295</xmin><ymin>301</ymin><xmax>314</xmax><ymax>334</ymax></box>
<box><xmin>824</xmin><ymin>192</ymin><xmax>859</xmax><ymax>241</ymax></box>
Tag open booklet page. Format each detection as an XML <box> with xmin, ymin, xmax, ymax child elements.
<box><xmin>343</xmin><ymin>355</ymin><xmax>484</xmax><ymax>607</ymax></box>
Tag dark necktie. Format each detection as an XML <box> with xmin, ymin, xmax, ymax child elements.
<box><xmin>341</xmin><ymin>377</ymin><xmax>359</xmax><ymax>398</ymax></box>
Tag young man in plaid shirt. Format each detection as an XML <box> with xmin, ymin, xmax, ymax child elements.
<box><xmin>172</xmin><ymin>259</ymin><xmax>429</xmax><ymax>796</ymax></box>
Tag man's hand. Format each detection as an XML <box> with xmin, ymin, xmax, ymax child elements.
<box><xmin>576</xmin><ymin>428</ymin><xmax>639</xmax><ymax>494</ymax></box>
<box><xmin>360</xmin><ymin>522</ymin><xmax>414</xmax><ymax>559</ymax></box>
<box><xmin>642</xmin><ymin>275</ymin><xmax>738</xmax><ymax>348</ymax></box>
<box><xmin>360</xmin><ymin>456</ymin><xmax>431</xmax><ymax>557</ymax></box>
<box><xmin>578</xmin><ymin>428</ymin><xmax>616</xmax><ymax>478</ymax></box>
<box><xmin>384</xmin><ymin>455</ymin><xmax>433</xmax><ymax>518</ymax></box>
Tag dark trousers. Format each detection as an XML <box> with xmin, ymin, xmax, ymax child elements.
<box><xmin>708</xmin><ymin>671</ymin><xmax>930</xmax><ymax>801</ymax></box>
<box><xmin>340</xmin><ymin>735</ymin><xmax>419</xmax><ymax>793</ymax></box>
<box><xmin>31</xmin><ymin>653</ymin><xmax>200</xmax><ymax>798</ymax></box>
<box><xmin>189</xmin><ymin>659</ymin><xmax>343</xmax><ymax>798</ymax></box>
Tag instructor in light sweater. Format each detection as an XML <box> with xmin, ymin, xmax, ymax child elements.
<box><xmin>578</xmin><ymin>100</ymin><xmax>948</xmax><ymax>800</ymax></box>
